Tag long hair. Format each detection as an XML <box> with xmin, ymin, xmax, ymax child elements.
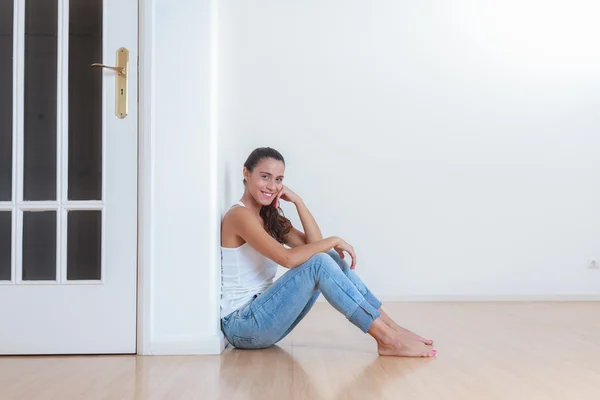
<box><xmin>243</xmin><ymin>147</ymin><xmax>292</xmax><ymax>244</ymax></box>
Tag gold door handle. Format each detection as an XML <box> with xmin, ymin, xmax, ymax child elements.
<box><xmin>91</xmin><ymin>63</ymin><xmax>126</xmax><ymax>78</ymax></box>
<box><xmin>91</xmin><ymin>47</ymin><xmax>129</xmax><ymax>119</ymax></box>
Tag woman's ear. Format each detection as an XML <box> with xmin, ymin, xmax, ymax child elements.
<box><xmin>242</xmin><ymin>167</ymin><xmax>250</xmax><ymax>183</ymax></box>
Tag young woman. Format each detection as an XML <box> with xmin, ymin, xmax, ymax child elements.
<box><xmin>220</xmin><ymin>147</ymin><xmax>436</xmax><ymax>357</ymax></box>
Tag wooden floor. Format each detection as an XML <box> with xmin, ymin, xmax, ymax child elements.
<box><xmin>1</xmin><ymin>302</ymin><xmax>599</xmax><ymax>399</ymax></box>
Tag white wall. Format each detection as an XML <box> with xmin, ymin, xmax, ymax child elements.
<box><xmin>139</xmin><ymin>0</ymin><xmax>222</xmax><ymax>354</ymax></box>
<box><xmin>219</xmin><ymin>0</ymin><xmax>600</xmax><ymax>299</ymax></box>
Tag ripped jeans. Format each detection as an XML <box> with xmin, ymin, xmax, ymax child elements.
<box><xmin>221</xmin><ymin>249</ymin><xmax>382</xmax><ymax>349</ymax></box>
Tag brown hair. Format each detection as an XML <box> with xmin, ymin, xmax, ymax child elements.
<box><xmin>243</xmin><ymin>147</ymin><xmax>292</xmax><ymax>244</ymax></box>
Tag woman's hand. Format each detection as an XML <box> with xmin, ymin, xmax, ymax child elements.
<box><xmin>273</xmin><ymin>185</ymin><xmax>301</xmax><ymax>208</ymax></box>
<box><xmin>334</xmin><ymin>238</ymin><xmax>357</xmax><ymax>270</ymax></box>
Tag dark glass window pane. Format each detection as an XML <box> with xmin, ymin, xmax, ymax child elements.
<box><xmin>0</xmin><ymin>211</ymin><xmax>10</xmax><ymax>280</ymax></box>
<box><xmin>67</xmin><ymin>210</ymin><xmax>101</xmax><ymax>280</ymax></box>
<box><xmin>0</xmin><ymin>0</ymin><xmax>13</xmax><ymax>201</ymax></box>
<box><xmin>22</xmin><ymin>211</ymin><xmax>56</xmax><ymax>280</ymax></box>
<box><xmin>23</xmin><ymin>0</ymin><xmax>57</xmax><ymax>201</ymax></box>
<box><xmin>68</xmin><ymin>0</ymin><xmax>102</xmax><ymax>200</ymax></box>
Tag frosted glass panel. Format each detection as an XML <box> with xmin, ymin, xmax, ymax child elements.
<box><xmin>67</xmin><ymin>211</ymin><xmax>101</xmax><ymax>280</ymax></box>
<box><xmin>22</xmin><ymin>211</ymin><xmax>56</xmax><ymax>281</ymax></box>
<box><xmin>23</xmin><ymin>0</ymin><xmax>58</xmax><ymax>201</ymax></box>
<box><xmin>0</xmin><ymin>0</ymin><xmax>13</xmax><ymax>201</ymax></box>
<box><xmin>68</xmin><ymin>0</ymin><xmax>102</xmax><ymax>200</ymax></box>
<box><xmin>0</xmin><ymin>211</ymin><xmax>10</xmax><ymax>280</ymax></box>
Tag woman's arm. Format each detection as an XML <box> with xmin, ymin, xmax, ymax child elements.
<box><xmin>294</xmin><ymin>199</ymin><xmax>323</xmax><ymax>243</ymax></box>
<box><xmin>285</xmin><ymin>227</ymin><xmax>307</xmax><ymax>248</ymax></box>
<box><xmin>273</xmin><ymin>186</ymin><xmax>323</xmax><ymax>243</ymax></box>
<box><xmin>229</xmin><ymin>206</ymin><xmax>353</xmax><ymax>268</ymax></box>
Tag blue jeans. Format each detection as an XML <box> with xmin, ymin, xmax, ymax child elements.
<box><xmin>221</xmin><ymin>250</ymin><xmax>383</xmax><ymax>349</ymax></box>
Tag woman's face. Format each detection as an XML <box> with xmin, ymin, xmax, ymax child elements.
<box><xmin>244</xmin><ymin>158</ymin><xmax>285</xmax><ymax>206</ymax></box>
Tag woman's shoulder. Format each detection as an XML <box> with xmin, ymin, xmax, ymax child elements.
<box><xmin>222</xmin><ymin>204</ymin><xmax>253</xmax><ymax>226</ymax></box>
<box><xmin>224</xmin><ymin>203</ymin><xmax>248</xmax><ymax>217</ymax></box>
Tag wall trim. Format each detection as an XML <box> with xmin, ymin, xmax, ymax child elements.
<box><xmin>379</xmin><ymin>294</ymin><xmax>600</xmax><ymax>301</ymax></box>
<box><xmin>148</xmin><ymin>333</ymin><xmax>226</xmax><ymax>356</ymax></box>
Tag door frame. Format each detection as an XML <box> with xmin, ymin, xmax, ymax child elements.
<box><xmin>136</xmin><ymin>0</ymin><xmax>223</xmax><ymax>356</ymax></box>
<box><xmin>137</xmin><ymin>0</ymin><xmax>153</xmax><ymax>355</ymax></box>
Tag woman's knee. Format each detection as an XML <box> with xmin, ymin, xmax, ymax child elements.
<box><xmin>300</xmin><ymin>252</ymin><xmax>339</xmax><ymax>272</ymax></box>
<box><xmin>325</xmin><ymin>249</ymin><xmax>349</xmax><ymax>271</ymax></box>
<box><xmin>307</xmin><ymin>252</ymin><xmax>331</xmax><ymax>264</ymax></box>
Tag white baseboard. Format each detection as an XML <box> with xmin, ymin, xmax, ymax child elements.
<box><xmin>317</xmin><ymin>294</ymin><xmax>600</xmax><ymax>302</ymax></box>
<box><xmin>380</xmin><ymin>294</ymin><xmax>600</xmax><ymax>302</ymax></box>
<box><xmin>146</xmin><ymin>332</ymin><xmax>226</xmax><ymax>355</ymax></box>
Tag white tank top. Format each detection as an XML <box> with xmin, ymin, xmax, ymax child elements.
<box><xmin>220</xmin><ymin>201</ymin><xmax>279</xmax><ymax>318</ymax></box>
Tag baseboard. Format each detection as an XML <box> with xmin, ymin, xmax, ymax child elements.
<box><xmin>317</xmin><ymin>294</ymin><xmax>600</xmax><ymax>302</ymax></box>
<box><xmin>147</xmin><ymin>332</ymin><xmax>226</xmax><ymax>355</ymax></box>
<box><xmin>380</xmin><ymin>294</ymin><xmax>600</xmax><ymax>301</ymax></box>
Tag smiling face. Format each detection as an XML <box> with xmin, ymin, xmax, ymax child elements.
<box><xmin>243</xmin><ymin>157</ymin><xmax>285</xmax><ymax>206</ymax></box>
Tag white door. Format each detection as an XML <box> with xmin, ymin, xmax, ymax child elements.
<box><xmin>0</xmin><ymin>0</ymin><xmax>138</xmax><ymax>354</ymax></box>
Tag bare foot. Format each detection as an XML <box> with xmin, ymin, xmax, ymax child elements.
<box><xmin>377</xmin><ymin>336</ymin><xmax>437</xmax><ymax>358</ymax></box>
<box><xmin>378</xmin><ymin>309</ymin><xmax>434</xmax><ymax>345</ymax></box>
<box><xmin>397</xmin><ymin>326</ymin><xmax>434</xmax><ymax>346</ymax></box>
